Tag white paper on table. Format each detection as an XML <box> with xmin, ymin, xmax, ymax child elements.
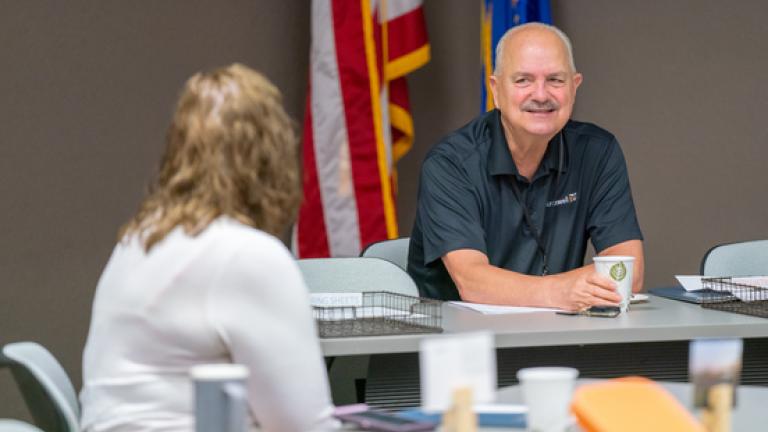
<box><xmin>718</xmin><ymin>287</ymin><xmax>768</xmax><ymax>302</ymax></box>
<box><xmin>675</xmin><ymin>275</ymin><xmax>705</xmax><ymax>291</ymax></box>
<box><xmin>310</xmin><ymin>293</ymin><xmax>430</xmax><ymax>319</ymax></box>
<box><xmin>449</xmin><ymin>301</ymin><xmax>561</xmax><ymax>315</ymax></box>
<box><xmin>687</xmin><ymin>276</ymin><xmax>768</xmax><ymax>302</ymax></box>
<box><xmin>310</xmin><ymin>292</ymin><xmax>363</xmax><ymax>307</ymax></box>
<box><xmin>731</xmin><ymin>276</ymin><xmax>768</xmax><ymax>289</ymax></box>
<box><xmin>420</xmin><ymin>331</ymin><xmax>496</xmax><ymax>411</ymax></box>
<box><xmin>718</xmin><ymin>277</ymin><xmax>768</xmax><ymax>302</ymax></box>
<box><xmin>314</xmin><ymin>306</ymin><xmax>415</xmax><ymax>320</ymax></box>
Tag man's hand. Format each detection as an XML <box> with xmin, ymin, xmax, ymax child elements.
<box><xmin>548</xmin><ymin>268</ymin><xmax>622</xmax><ymax>311</ymax></box>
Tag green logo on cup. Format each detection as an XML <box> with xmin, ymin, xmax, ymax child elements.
<box><xmin>610</xmin><ymin>262</ymin><xmax>627</xmax><ymax>282</ymax></box>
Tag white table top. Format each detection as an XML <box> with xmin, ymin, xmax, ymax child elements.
<box><xmin>321</xmin><ymin>296</ymin><xmax>768</xmax><ymax>356</ymax></box>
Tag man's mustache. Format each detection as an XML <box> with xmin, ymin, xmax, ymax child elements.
<box><xmin>521</xmin><ymin>100</ymin><xmax>560</xmax><ymax>111</ymax></box>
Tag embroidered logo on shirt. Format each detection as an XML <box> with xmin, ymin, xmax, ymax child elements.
<box><xmin>546</xmin><ymin>192</ymin><xmax>578</xmax><ymax>208</ymax></box>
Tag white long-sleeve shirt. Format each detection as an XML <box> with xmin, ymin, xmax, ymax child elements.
<box><xmin>80</xmin><ymin>217</ymin><xmax>337</xmax><ymax>431</ymax></box>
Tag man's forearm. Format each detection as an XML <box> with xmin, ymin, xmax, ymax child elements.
<box><xmin>443</xmin><ymin>249</ymin><xmax>593</xmax><ymax>307</ymax></box>
<box><xmin>451</xmin><ymin>260</ymin><xmax>558</xmax><ymax>306</ymax></box>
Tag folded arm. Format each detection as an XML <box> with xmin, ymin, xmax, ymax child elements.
<box><xmin>442</xmin><ymin>239</ymin><xmax>643</xmax><ymax>310</ymax></box>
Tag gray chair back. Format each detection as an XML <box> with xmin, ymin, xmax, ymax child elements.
<box><xmin>361</xmin><ymin>237</ymin><xmax>410</xmax><ymax>271</ymax></box>
<box><xmin>0</xmin><ymin>420</ymin><xmax>44</xmax><ymax>432</ymax></box>
<box><xmin>1</xmin><ymin>342</ymin><xmax>80</xmax><ymax>432</ymax></box>
<box><xmin>701</xmin><ymin>239</ymin><xmax>768</xmax><ymax>276</ymax></box>
<box><xmin>297</xmin><ymin>257</ymin><xmax>418</xmax><ymax>296</ymax></box>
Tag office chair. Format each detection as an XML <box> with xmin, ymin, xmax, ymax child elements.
<box><xmin>297</xmin><ymin>257</ymin><xmax>420</xmax><ymax>402</ymax></box>
<box><xmin>297</xmin><ymin>257</ymin><xmax>418</xmax><ymax>296</ymax></box>
<box><xmin>0</xmin><ymin>420</ymin><xmax>44</xmax><ymax>432</ymax></box>
<box><xmin>1</xmin><ymin>342</ymin><xmax>80</xmax><ymax>432</ymax></box>
<box><xmin>700</xmin><ymin>239</ymin><xmax>768</xmax><ymax>276</ymax></box>
<box><xmin>360</xmin><ymin>237</ymin><xmax>410</xmax><ymax>271</ymax></box>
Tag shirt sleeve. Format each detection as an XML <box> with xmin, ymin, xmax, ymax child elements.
<box><xmin>587</xmin><ymin>138</ymin><xmax>643</xmax><ymax>252</ymax></box>
<box><xmin>417</xmin><ymin>152</ymin><xmax>487</xmax><ymax>265</ymax></box>
<box><xmin>206</xmin><ymin>237</ymin><xmax>337</xmax><ymax>432</ymax></box>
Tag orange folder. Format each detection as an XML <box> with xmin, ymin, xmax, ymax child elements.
<box><xmin>571</xmin><ymin>377</ymin><xmax>705</xmax><ymax>432</ymax></box>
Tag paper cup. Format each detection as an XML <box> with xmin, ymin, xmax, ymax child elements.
<box><xmin>517</xmin><ymin>367</ymin><xmax>578</xmax><ymax>432</ymax></box>
<box><xmin>191</xmin><ymin>364</ymin><xmax>249</xmax><ymax>432</ymax></box>
<box><xmin>593</xmin><ymin>256</ymin><xmax>635</xmax><ymax>312</ymax></box>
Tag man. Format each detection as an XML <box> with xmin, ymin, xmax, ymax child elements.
<box><xmin>407</xmin><ymin>23</ymin><xmax>644</xmax><ymax>311</ymax></box>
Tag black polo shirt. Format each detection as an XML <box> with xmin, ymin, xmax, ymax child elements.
<box><xmin>407</xmin><ymin>109</ymin><xmax>643</xmax><ymax>300</ymax></box>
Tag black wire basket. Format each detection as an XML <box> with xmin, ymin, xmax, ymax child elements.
<box><xmin>312</xmin><ymin>291</ymin><xmax>443</xmax><ymax>338</ymax></box>
<box><xmin>701</xmin><ymin>276</ymin><xmax>768</xmax><ymax>318</ymax></box>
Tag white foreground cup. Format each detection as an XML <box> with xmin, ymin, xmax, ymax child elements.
<box><xmin>593</xmin><ymin>255</ymin><xmax>635</xmax><ymax>312</ymax></box>
<box><xmin>517</xmin><ymin>367</ymin><xmax>578</xmax><ymax>432</ymax></box>
<box><xmin>190</xmin><ymin>364</ymin><xmax>249</xmax><ymax>432</ymax></box>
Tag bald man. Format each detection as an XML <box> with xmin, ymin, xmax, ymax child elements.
<box><xmin>407</xmin><ymin>23</ymin><xmax>644</xmax><ymax>311</ymax></box>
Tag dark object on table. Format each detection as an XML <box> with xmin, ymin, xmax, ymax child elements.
<box><xmin>649</xmin><ymin>286</ymin><xmax>735</xmax><ymax>304</ymax></box>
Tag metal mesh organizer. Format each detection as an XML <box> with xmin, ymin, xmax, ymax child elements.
<box><xmin>701</xmin><ymin>276</ymin><xmax>768</xmax><ymax>318</ymax></box>
<box><xmin>312</xmin><ymin>291</ymin><xmax>443</xmax><ymax>338</ymax></box>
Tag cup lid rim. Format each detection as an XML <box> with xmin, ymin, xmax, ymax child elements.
<box><xmin>190</xmin><ymin>364</ymin><xmax>249</xmax><ymax>380</ymax></box>
<box><xmin>516</xmin><ymin>366</ymin><xmax>579</xmax><ymax>380</ymax></box>
<box><xmin>593</xmin><ymin>256</ymin><xmax>636</xmax><ymax>262</ymax></box>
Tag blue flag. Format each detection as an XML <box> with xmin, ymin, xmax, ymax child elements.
<box><xmin>481</xmin><ymin>0</ymin><xmax>552</xmax><ymax>112</ymax></box>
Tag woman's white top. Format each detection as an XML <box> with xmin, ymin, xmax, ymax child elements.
<box><xmin>80</xmin><ymin>218</ymin><xmax>336</xmax><ymax>431</ymax></box>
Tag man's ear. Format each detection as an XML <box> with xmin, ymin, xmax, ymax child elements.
<box><xmin>572</xmin><ymin>72</ymin><xmax>583</xmax><ymax>90</ymax></box>
<box><xmin>488</xmin><ymin>75</ymin><xmax>500</xmax><ymax>109</ymax></box>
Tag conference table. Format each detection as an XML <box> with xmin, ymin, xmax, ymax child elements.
<box><xmin>339</xmin><ymin>381</ymin><xmax>768</xmax><ymax>431</ymax></box>
<box><xmin>321</xmin><ymin>295</ymin><xmax>768</xmax><ymax>409</ymax></box>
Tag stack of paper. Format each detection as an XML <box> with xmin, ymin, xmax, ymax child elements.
<box><xmin>310</xmin><ymin>293</ymin><xmax>430</xmax><ymax>319</ymax></box>
<box><xmin>449</xmin><ymin>301</ymin><xmax>561</xmax><ymax>315</ymax></box>
<box><xmin>675</xmin><ymin>275</ymin><xmax>705</xmax><ymax>292</ymax></box>
<box><xmin>676</xmin><ymin>275</ymin><xmax>768</xmax><ymax>302</ymax></box>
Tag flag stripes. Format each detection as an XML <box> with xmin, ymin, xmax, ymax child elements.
<box><xmin>297</xmin><ymin>0</ymin><xmax>429</xmax><ymax>258</ymax></box>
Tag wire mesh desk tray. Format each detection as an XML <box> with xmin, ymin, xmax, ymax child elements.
<box><xmin>312</xmin><ymin>291</ymin><xmax>443</xmax><ymax>338</ymax></box>
<box><xmin>701</xmin><ymin>276</ymin><xmax>768</xmax><ymax>318</ymax></box>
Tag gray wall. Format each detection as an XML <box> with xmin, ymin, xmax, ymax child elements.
<box><xmin>1</xmin><ymin>0</ymin><xmax>767</xmax><ymax>421</ymax></box>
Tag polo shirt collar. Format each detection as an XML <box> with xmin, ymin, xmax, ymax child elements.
<box><xmin>487</xmin><ymin>110</ymin><xmax>519</xmax><ymax>176</ymax></box>
<box><xmin>540</xmin><ymin>129</ymin><xmax>569</xmax><ymax>175</ymax></box>
<box><xmin>487</xmin><ymin>109</ymin><xmax>569</xmax><ymax>177</ymax></box>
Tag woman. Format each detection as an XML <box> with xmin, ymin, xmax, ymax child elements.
<box><xmin>80</xmin><ymin>64</ymin><xmax>337</xmax><ymax>431</ymax></box>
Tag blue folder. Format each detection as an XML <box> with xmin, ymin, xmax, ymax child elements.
<box><xmin>397</xmin><ymin>409</ymin><xmax>526</xmax><ymax>428</ymax></box>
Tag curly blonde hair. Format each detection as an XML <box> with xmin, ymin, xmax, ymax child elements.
<box><xmin>120</xmin><ymin>63</ymin><xmax>301</xmax><ymax>250</ymax></box>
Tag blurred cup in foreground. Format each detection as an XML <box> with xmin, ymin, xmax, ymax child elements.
<box><xmin>517</xmin><ymin>366</ymin><xmax>578</xmax><ymax>432</ymax></box>
<box><xmin>593</xmin><ymin>256</ymin><xmax>635</xmax><ymax>312</ymax></box>
<box><xmin>191</xmin><ymin>364</ymin><xmax>249</xmax><ymax>432</ymax></box>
